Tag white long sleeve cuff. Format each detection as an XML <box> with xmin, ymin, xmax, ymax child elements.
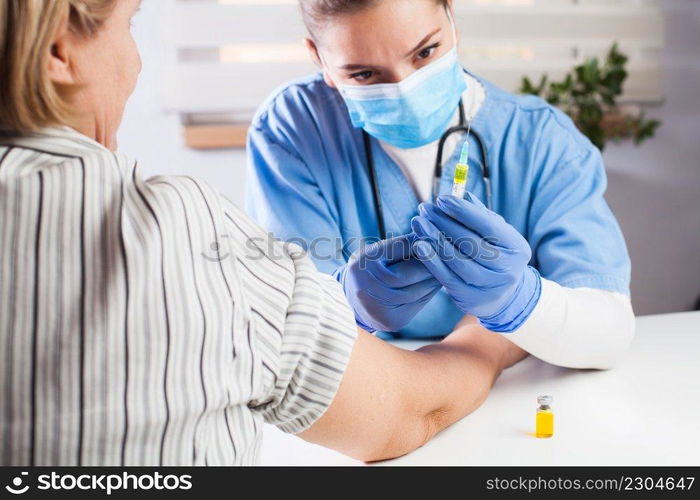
<box><xmin>504</xmin><ymin>278</ymin><xmax>636</xmax><ymax>369</ymax></box>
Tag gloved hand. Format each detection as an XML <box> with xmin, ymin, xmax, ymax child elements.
<box><xmin>334</xmin><ymin>235</ymin><xmax>442</xmax><ymax>333</ymax></box>
<box><xmin>410</xmin><ymin>194</ymin><xmax>541</xmax><ymax>333</ymax></box>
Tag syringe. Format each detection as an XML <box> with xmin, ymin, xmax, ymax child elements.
<box><xmin>451</xmin><ymin>141</ymin><xmax>469</xmax><ymax>198</ymax></box>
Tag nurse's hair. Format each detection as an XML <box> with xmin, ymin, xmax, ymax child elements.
<box><xmin>300</xmin><ymin>0</ymin><xmax>449</xmax><ymax>38</ymax></box>
<box><xmin>0</xmin><ymin>0</ymin><xmax>117</xmax><ymax>135</ymax></box>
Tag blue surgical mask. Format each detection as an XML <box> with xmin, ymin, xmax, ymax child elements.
<box><xmin>337</xmin><ymin>47</ymin><xmax>466</xmax><ymax>149</ymax></box>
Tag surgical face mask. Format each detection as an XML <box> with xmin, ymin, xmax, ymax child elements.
<box><xmin>335</xmin><ymin>33</ymin><xmax>466</xmax><ymax>149</ymax></box>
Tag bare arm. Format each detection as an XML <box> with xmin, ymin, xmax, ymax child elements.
<box><xmin>299</xmin><ymin>317</ymin><xmax>527</xmax><ymax>462</ymax></box>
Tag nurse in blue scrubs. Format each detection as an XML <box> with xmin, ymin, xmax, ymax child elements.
<box><xmin>246</xmin><ymin>0</ymin><xmax>635</xmax><ymax>366</ymax></box>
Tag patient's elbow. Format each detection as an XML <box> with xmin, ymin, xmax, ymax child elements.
<box><xmin>357</xmin><ymin>407</ymin><xmax>451</xmax><ymax>463</ymax></box>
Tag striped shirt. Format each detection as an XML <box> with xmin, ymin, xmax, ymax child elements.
<box><xmin>0</xmin><ymin>127</ymin><xmax>358</xmax><ymax>466</ymax></box>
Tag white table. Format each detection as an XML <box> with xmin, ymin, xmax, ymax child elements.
<box><xmin>260</xmin><ymin>311</ymin><xmax>700</xmax><ymax>466</ymax></box>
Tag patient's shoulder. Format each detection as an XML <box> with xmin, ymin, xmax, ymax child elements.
<box><xmin>140</xmin><ymin>173</ymin><xmax>226</xmax><ymax>220</ymax></box>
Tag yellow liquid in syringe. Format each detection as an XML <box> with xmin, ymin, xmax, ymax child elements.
<box><xmin>451</xmin><ymin>163</ymin><xmax>469</xmax><ymax>198</ymax></box>
<box><xmin>452</xmin><ymin>141</ymin><xmax>470</xmax><ymax>198</ymax></box>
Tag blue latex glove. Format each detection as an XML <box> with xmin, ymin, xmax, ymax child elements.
<box><xmin>333</xmin><ymin>235</ymin><xmax>442</xmax><ymax>333</ymax></box>
<box><xmin>410</xmin><ymin>194</ymin><xmax>542</xmax><ymax>333</ymax></box>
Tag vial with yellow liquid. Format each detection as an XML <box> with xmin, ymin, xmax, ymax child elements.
<box><xmin>535</xmin><ymin>395</ymin><xmax>554</xmax><ymax>438</ymax></box>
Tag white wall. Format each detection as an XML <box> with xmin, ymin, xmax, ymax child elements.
<box><xmin>118</xmin><ymin>0</ymin><xmax>248</xmax><ymax>204</ymax></box>
<box><xmin>118</xmin><ymin>0</ymin><xmax>700</xmax><ymax>315</ymax></box>
<box><xmin>603</xmin><ymin>0</ymin><xmax>700</xmax><ymax>314</ymax></box>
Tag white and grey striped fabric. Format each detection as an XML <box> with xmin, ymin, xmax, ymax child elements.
<box><xmin>0</xmin><ymin>127</ymin><xmax>358</xmax><ymax>466</ymax></box>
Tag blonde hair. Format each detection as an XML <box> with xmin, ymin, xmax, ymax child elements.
<box><xmin>0</xmin><ymin>0</ymin><xmax>117</xmax><ymax>135</ymax></box>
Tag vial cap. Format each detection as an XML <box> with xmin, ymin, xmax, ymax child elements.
<box><xmin>537</xmin><ymin>395</ymin><xmax>552</xmax><ymax>405</ymax></box>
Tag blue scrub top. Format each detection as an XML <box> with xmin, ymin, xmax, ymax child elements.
<box><xmin>245</xmin><ymin>71</ymin><xmax>631</xmax><ymax>338</ymax></box>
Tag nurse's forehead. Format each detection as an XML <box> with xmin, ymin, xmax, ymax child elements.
<box><xmin>316</xmin><ymin>0</ymin><xmax>448</xmax><ymax>66</ymax></box>
<box><xmin>326</xmin><ymin>27</ymin><xmax>443</xmax><ymax>69</ymax></box>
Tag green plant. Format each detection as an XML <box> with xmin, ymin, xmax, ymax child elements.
<box><xmin>519</xmin><ymin>43</ymin><xmax>661</xmax><ymax>151</ymax></box>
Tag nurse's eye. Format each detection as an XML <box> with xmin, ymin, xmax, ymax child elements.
<box><xmin>349</xmin><ymin>70</ymin><xmax>375</xmax><ymax>82</ymax></box>
<box><xmin>416</xmin><ymin>43</ymin><xmax>440</xmax><ymax>61</ymax></box>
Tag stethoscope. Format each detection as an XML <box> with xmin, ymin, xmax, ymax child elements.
<box><xmin>363</xmin><ymin>99</ymin><xmax>492</xmax><ymax>240</ymax></box>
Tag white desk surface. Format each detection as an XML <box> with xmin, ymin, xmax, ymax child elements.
<box><xmin>260</xmin><ymin>311</ymin><xmax>700</xmax><ymax>466</ymax></box>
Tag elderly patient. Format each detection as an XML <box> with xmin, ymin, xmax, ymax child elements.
<box><xmin>0</xmin><ymin>0</ymin><xmax>526</xmax><ymax>465</ymax></box>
